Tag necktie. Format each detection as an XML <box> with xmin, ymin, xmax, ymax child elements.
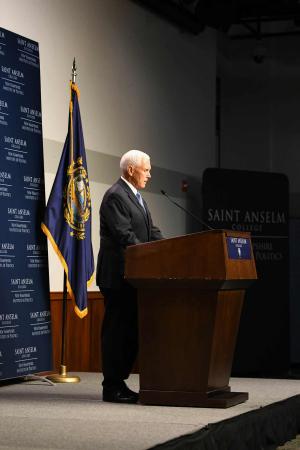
<box><xmin>136</xmin><ymin>191</ymin><xmax>145</xmax><ymax>211</ymax></box>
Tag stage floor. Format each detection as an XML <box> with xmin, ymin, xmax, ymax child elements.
<box><xmin>0</xmin><ymin>373</ymin><xmax>299</xmax><ymax>449</ymax></box>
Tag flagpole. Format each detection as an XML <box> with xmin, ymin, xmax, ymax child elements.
<box><xmin>47</xmin><ymin>273</ymin><xmax>80</xmax><ymax>383</ymax></box>
<box><xmin>61</xmin><ymin>272</ymin><xmax>68</xmax><ymax>370</ymax></box>
<box><xmin>72</xmin><ymin>57</ymin><xmax>77</xmax><ymax>84</ymax></box>
<box><xmin>46</xmin><ymin>59</ymin><xmax>81</xmax><ymax>384</ymax></box>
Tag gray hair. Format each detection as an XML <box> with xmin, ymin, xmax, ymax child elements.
<box><xmin>120</xmin><ymin>149</ymin><xmax>150</xmax><ymax>173</ymax></box>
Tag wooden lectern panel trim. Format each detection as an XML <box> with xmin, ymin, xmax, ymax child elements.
<box><xmin>125</xmin><ymin>230</ymin><xmax>257</xmax><ymax>283</ymax></box>
<box><xmin>139</xmin><ymin>389</ymin><xmax>249</xmax><ymax>408</ymax></box>
<box><xmin>126</xmin><ymin>231</ymin><xmax>227</xmax><ymax>281</ymax></box>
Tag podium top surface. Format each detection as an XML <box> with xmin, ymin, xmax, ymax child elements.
<box><xmin>125</xmin><ymin>230</ymin><xmax>257</xmax><ymax>284</ymax></box>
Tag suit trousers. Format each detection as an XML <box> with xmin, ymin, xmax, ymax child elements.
<box><xmin>100</xmin><ymin>282</ymin><xmax>138</xmax><ymax>389</ymax></box>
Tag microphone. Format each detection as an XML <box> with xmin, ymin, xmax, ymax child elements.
<box><xmin>160</xmin><ymin>190</ymin><xmax>214</xmax><ymax>231</ymax></box>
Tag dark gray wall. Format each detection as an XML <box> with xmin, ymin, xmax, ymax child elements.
<box><xmin>218</xmin><ymin>33</ymin><xmax>300</xmax><ymax>365</ymax></box>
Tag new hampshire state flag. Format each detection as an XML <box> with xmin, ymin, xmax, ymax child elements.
<box><xmin>42</xmin><ymin>82</ymin><xmax>94</xmax><ymax>318</ymax></box>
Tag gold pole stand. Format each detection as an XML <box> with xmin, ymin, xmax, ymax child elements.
<box><xmin>47</xmin><ymin>365</ymin><xmax>80</xmax><ymax>383</ymax></box>
<box><xmin>46</xmin><ymin>270</ymin><xmax>81</xmax><ymax>384</ymax></box>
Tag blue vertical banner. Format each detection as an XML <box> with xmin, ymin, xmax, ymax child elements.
<box><xmin>0</xmin><ymin>28</ymin><xmax>52</xmax><ymax>380</ymax></box>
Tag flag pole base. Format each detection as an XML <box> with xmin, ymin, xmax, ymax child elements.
<box><xmin>46</xmin><ymin>365</ymin><xmax>80</xmax><ymax>383</ymax></box>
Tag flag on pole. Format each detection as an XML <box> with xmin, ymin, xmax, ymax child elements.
<box><xmin>42</xmin><ymin>82</ymin><xmax>94</xmax><ymax>318</ymax></box>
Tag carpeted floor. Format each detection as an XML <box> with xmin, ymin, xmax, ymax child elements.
<box><xmin>277</xmin><ymin>435</ymin><xmax>300</xmax><ymax>449</ymax></box>
<box><xmin>0</xmin><ymin>373</ymin><xmax>299</xmax><ymax>449</ymax></box>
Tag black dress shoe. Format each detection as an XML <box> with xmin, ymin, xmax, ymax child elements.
<box><xmin>102</xmin><ymin>387</ymin><xmax>139</xmax><ymax>404</ymax></box>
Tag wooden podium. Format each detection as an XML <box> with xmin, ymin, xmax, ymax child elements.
<box><xmin>125</xmin><ymin>230</ymin><xmax>257</xmax><ymax>408</ymax></box>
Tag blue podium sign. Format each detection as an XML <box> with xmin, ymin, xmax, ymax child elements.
<box><xmin>0</xmin><ymin>28</ymin><xmax>52</xmax><ymax>380</ymax></box>
<box><xmin>226</xmin><ymin>236</ymin><xmax>252</xmax><ymax>260</ymax></box>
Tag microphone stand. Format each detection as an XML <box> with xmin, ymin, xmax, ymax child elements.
<box><xmin>161</xmin><ymin>190</ymin><xmax>213</xmax><ymax>231</ymax></box>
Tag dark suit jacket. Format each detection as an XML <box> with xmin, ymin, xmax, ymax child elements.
<box><xmin>96</xmin><ymin>178</ymin><xmax>163</xmax><ymax>289</ymax></box>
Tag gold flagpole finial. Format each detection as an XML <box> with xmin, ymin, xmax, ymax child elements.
<box><xmin>72</xmin><ymin>58</ymin><xmax>77</xmax><ymax>84</ymax></box>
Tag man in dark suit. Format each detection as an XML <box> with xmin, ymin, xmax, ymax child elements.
<box><xmin>96</xmin><ymin>149</ymin><xmax>163</xmax><ymax>403</ymax></box>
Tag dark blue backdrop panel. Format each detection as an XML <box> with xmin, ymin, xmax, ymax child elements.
<box><xmin>0</xmin><ymin>27</ymin><xmax>52</xmax><ymax>380</ymax></box>
<box><xmin>202</xmin><ymin>168</ymin><xmax>289</xmax><ymax>377</ymax></box>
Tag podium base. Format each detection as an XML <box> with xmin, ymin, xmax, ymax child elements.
<box><xmin>139</xmin><ymin>389</ymin><xmax>248</xmax><ymax>408</ymax></box>
<box><xmin>46</xmin><ymin>365</ymin><xmax>80</xmax><ymax>383</ymax></box>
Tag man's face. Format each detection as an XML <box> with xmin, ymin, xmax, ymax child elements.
<box><xmin>128</xmin><ymin>158</ymin><xmax>151</xmax><ymax>190</ymax></box>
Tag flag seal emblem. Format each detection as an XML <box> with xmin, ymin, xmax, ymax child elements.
<box><xmin>64</xmin><ymin>156</ymin><xmax>91</xmax><ymax>240</ymax></box>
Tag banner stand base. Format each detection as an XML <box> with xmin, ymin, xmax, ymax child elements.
<box><xmin>24</xmin><ymin>374</ymin><xmax>56</xmax><ymax>386</ymax></box>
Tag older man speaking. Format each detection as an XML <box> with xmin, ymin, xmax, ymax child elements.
<box><xmin>96</xmin><ymin>149</ymin><xmax>163</xmax><ymax>403</ymax></box>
